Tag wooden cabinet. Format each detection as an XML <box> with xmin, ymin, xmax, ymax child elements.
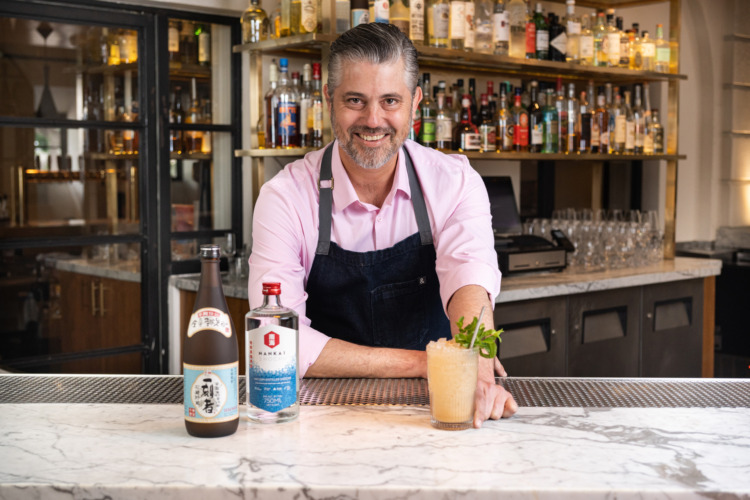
<box><xmin>52</xmin><ymin>270</ymin><xmax>141</xmax><ymax>373</ymax></box>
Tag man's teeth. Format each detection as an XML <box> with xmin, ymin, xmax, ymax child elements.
<box><xmin>360</xmin><ymin>134</ymin><xmax>385</xmax><ymax>141</ymax></box>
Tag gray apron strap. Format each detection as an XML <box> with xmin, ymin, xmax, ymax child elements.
<box><xmin>316</xmin><ymin>144</ymin><xmax>433</xmax><ymax>255</ymax></box>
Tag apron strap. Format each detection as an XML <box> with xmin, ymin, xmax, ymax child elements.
<box><xmin>316</xmin><ymin>143</ymin><xmax>433</xmax><ymax>255</ymax></box>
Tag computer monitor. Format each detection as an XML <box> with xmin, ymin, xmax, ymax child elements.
<box><xmin>482</xmin><ymin>176</ymin><xmax>522</xmax><ymax>235</ymax></box>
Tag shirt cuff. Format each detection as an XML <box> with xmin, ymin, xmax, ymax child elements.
<box><xmin>299</xmin><ymin>323</ymin><xmax>331</xmax><ymax>378</ymax></box>
<box><xmin>440</xmin><ymin>261</ymin><xmax>502</xmax><ymax>312</ymax></box>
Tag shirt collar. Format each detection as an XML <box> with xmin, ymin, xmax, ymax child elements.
<box><xmin>330</xmin><ymin>141</ymin><xmax>412</xmax><ymax>212</ymax></box>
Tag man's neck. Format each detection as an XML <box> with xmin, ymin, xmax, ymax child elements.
<box><xmin>338</xmin><ymin>146</ymin><xmax>399</xmax><ymax>208</ymax></box>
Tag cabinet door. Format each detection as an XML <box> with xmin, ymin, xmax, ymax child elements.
<box><xmin>494</xmin><ymin>296</ymin><xmax>567</xmax><ymax>377</ymax></box>
<box><xmin>568</xmin><ymin>287</ymin><xmax>640</xmax><ymax>377</ymax></box>
<box><xmin>642</xmin><ymin>279</ymin><xmax>703</xmax><ymax>377</ymax></box>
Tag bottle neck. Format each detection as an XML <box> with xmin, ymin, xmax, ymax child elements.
<box><xmin>262</xmin><ymin>293</ymin><xmax>282</xmax><ymax>308</ymax></box>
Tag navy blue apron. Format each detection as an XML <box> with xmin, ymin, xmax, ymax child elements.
<box><xmin>305</xmin><ymin>144</ymin><xmax>451</xmax><ymax>350</ymax></box>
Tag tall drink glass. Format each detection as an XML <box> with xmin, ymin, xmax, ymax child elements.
<box><xmin>426</xmin><ymin>339</ymin><xmax>478</xmax><ymax>430</ymax></box>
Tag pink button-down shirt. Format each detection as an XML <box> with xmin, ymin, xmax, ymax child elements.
<box><xmin>248</xmin><ymin>140</ymin><xmax>502</xmax><ymax>377</ymax></box>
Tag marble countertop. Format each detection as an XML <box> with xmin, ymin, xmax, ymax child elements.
<box><xmin>1</xmin><ymin>401</ymin><xmax>748</xmax><ymax>499</ymax></box>
<box><xmin>52</xmin><ymin>257</ymin><xmax>141</xmax><ymax>283</ymax></box>
<box><xmin>169</xmin><ymin>257</ymin><xmax>722</xmax><ymax>303</ymax></box>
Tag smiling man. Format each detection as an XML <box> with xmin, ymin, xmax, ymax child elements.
<box><xmin>249</xmin><ymin>23</ymin><xmax>517</xmax><ymax>426</ymax></box>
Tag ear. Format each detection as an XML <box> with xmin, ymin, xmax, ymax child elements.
<box><xmin>412</xmin><ymin>85</ymin><xmax>423</xmax><ymax>115</ymax></box>
<box><xmin>324</xmin><ymin>83</ymin><xmax>332</xmax><ymax>109</ymax></box>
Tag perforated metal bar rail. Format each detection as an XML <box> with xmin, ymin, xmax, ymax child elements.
<box><xmin>1</xmin><ymin>375</ymin><xmax>749</xmax><ymax>408</ymax></box>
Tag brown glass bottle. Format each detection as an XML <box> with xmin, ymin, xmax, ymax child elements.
<box><xmin>183</xmin><ymin>244</ymin><xmax>239</xmax><ymax>437</ymax></box>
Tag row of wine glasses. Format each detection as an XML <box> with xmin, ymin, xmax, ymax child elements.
<box><xmin>523</xmin><ymin>209</ymin><xmax>664</xmax><ymax>272</ymax></box>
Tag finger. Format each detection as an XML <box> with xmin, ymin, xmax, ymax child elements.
<box><xmin>489</xmin><ymin>387</ymin><xmax>512</xmax><ymax>420</ymax></box>
<box><xmin>494</xmin><ymin>358</ymin><xmax>507</xmax><ymax>377</ymax></box>
<box><xmin>473</xmin><ymin>383</ymin><xmax>492</xmax><ymax>428</ymax></box>
<box><xmin>502</xmin><ymin>393</ymin><xmax>518</xmax><ymax>418</ymax></box>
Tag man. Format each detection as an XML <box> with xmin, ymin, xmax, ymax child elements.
<box><xmin>249</xmin><ymin>23</ymin><xmax>517</xmax><ymax>426</ymax></box>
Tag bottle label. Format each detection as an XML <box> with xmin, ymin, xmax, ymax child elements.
<box><xmin>615</xmin><ymin>115</ymin><xmax>626</xmax><ymax>143</ymax></box>
<box><xmin>247</xmin><ymin>324</ymin><xmax>298</xmax><ymax>413</ymax></box>
<box><xmin>550</xmin><ymin>31</ymin><xmax>567</xmax><ymax>55</ymax></box>
<box><xmin>464</xmin><ymin>2</ymin><xmax>475</xmax><ymax>49</ymax></box>
<box><xmin>536</xmin><ymin>29</ymin><xmax>549</xmax><ymax>51</ymax></box>
<box><xmin>580</xmin><ymin>35</ymin><xmax>594</xmax><ymax>58</ymax></box>
<box><xmin>591</xmin><ymin>122</ymin><xmax>600</xmax><ymax>147</ymax></box>
<box><xmin>531</xmin><ymin>124</ymin><xmax>543</xmax><ymax>145</ymax></box>
<box><xmin>449</xmin><ymin>1</ymin><xmax>465</xmax><ymax>39</ymax></box>
<box><xmin>168</xmin><ymin>27</ymin><xmax>179</xmax><ymax>52</ymax></box>
<box><xmin>656</xmin><ymin>47</ymin><xmax>670</xmax><ymax>63</ymax></box>
<box><xmin>514</xmin><ymin>113</ymin><xmax>528</xmax><ymax>146</ymax></box>
<box><xmin>480</xmin><ymin>124</ymin><xmax>496</xmax><ymax>151</ymax></box>
<box><xmin>313</xmin><ymin>100</ymin><xmax>324</xmax><ymax>132</ymax></box>
<box><xmin>461</xmin><ymin>132</ymin><xmax>481</xmax><ymax>150</ymax></box>
<box><xmin>301</xmin><ymin>0</ymin><xmax>318</xmax><ymax>32</ymax></box>
<box><xmin>300</xmin><ymin>98</ymin><xmax>311</xmax><ymax>134</ymax></box>
<box><xmin>643</xmin><ymin>42</ymin><xmax>655</xmax><ymax>57</ymax></box>
<box><xmin>336</xmin><ymin>0</ymin><xmax>351</xmax><ymax>33</ymax></box>
<box><xmin>433</xmin><ymin>4</ymin><xmax>450</xmax><ymax>38</ymax></box>
<box><xmin>352</xmin><ymin>9</ymin><xmax>370</xmax><ymax>27</ymax></box>
<box><xmin>644</xmin><ymin>133</ymin><xmax>654</xmax><ymax>154</ymax></box>
<box><xmin>525</xmin><ymin>22</ymin><xmax>536</xmax><ymax>53</ymax></box>
<box><xmin>567</xmin><ymin>20</ymin><xmax>581</xmax><ymax>35</ymax></box>
<box><xmin>437</xmin><ymin>117</ymin><xmax>453</xmax><ymax>141</ymax></box>
<box><xmin>184</xmin><ymin>362</ymin><xmax>239</xmax><ymax>423</ymax></box>
<box><xmin>625</xmin><ymin>121</ymin><xmax>635</xmax><ymax>149</ymax></box>
<box><xmin>410</xmin><ymin>1</ymin><xmax>424</xmax><ymax>41</ymax></box>
<box><xmin>608</xmin><ymin>33</ymin><xmax>620</xmax><ymax>64</ymax></box>
<box><xmin>278</xmin><ymin>103</ymin><xmax>299</xmax><ymax>138</ymax></box>
<box><xmin>199</xmin><ymin>33</ymin><xmax>209</xmax><ymax>63</ymax></box>
<box><xmin>492</xmin><ymin>11</ymin><xmax>509</xmax><ymax>43</ymax></box>
<box><xmin>187</xmin><ymin>307</ymin><xmax>232</xmax><ymax>338</ymax></box>
<box><xmin>374</xmin><ymin>0</ymin><xmax>389</xmax><ymax>23</ymax></box>
<box><xmin>421</xmin><ymin>119</ymin><xmax>437</xmax><ymax>143</ymax></box>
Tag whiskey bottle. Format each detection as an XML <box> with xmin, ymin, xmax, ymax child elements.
<box><xmin>299</xmin><ymin>0</ymin><xmax>321</xmax><ymax>34</ymax></box>
<box><xmin>640</xmin><ymin>30</ymin><xmax>655</xmax><ymax>71</ymax></box>
<box><xmin>184</xmin><ymin>244</ymin><xmax>239</xmax><ymax>437</ymax></box>
<box><xmin>452</xmin><ymin>94</ymin><xmax>480</xmax><ymax>151</ymax></box>
<box><xmin>246</xmin><ymin>282</ymin><xmax>299</xmax><ymax>424</ymax></box>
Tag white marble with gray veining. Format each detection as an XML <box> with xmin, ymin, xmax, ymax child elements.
<box><xmin>1</xmin><ymin>403</ymin><xmax>748</xmax><ymax>499</ymax></box>
<box><xmin>53</xmin><ymin>258</ymin><xmax>141</xmax><ymax>283</ymax></box>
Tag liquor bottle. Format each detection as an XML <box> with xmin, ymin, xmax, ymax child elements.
<box><xmin>495</xmin><ymin>83</ymin><xmax>512</xmax><ymax>151</ymax></box>
<box><xmin>351</xmin><ymin>0</ymin><xmax>370</xmax><ymax>27</ymax></box>
<box><xmin>246</xmin><ymin>282</ymin><xmax>299</xmax><ymax>424</ymax></box>
<box><xmin>654</xmin><ymin>24</ymin><xmax>670</xmax><ymax>73</ymax></box>
<box><xmin>643</xmin><ymin>81</ymin><xmax>653</xmax><ymax>154</ymax></box>
<box><xmin>201</xmin><ymin>99</ymin><xmax>212</xmax><ymax>154</ymax></box>
<box><xmin>107</xmin><ymin>29</ymin><xmax>121</xmax><ymax>66</ymax></box>
<box><xmin>506</xmin><ymin>0</ymin><xmax>526</xmax><ymax>58</ymax></box>
<box><xmin>593</xmin><ymin>87</ymin><xmax>609</xmax><ymax>154</ymax></box>
<box><xmin>451</xmin><ymin>79</ymin><xmax>463</xmax><ymax>123</ymax></box>
<box><xmin>605</xmin><ymin>10</ymin><xmax>620</xmax><ymax>67</ymax></box>
<box><xmin>510</xmin><ymin>87</ymin><xmax>529</xmax><ymax>152</ymax></box>
<box><xmin>527</xmin><ymin>81</ymin><xmax>542</xmax><ymax>153</ymax></box>
<box><xmin>617</xmin><ymin>18</ymin><xmax>629</xmax><ymax>68</ymax></box>
<box><xmin>641</xmin><ymin>30</ymin><xmax>655</xmax><ymax>71</ymax></box>
<box><xmin>300</xmin><ymin>0</ymin><xmax>321</xmax><ymax>33</ymax></box>
<box><xmin>410</xmin><ymin>0</ymin><xmax>424</xmax><ymax>44</ymax></box>
<box><xmin>452</xmin><ymin>94</ymin><xmax>480</xmax><ymax>151</ymax></box>
<box><xmin>83</xmin><ymin>83</ymin><xmax>104</xmax><ymax>153</ymax></box>
<box><xmin>168</xmin><ymin>21</ymin><xmax>180</xmax><ymax>65</ymax></box>
<box><xmin>565</xmin><ymin>83</ymin><xmax>579</xmax><ymax>154</ymax></box>
<box><xmin>181</xmin><ymin>20</ymin><xmax>198</xmax><ymax>66</ymax></box>
<box><xmin>593</xmin><ymin>12</ymin><xmax>607</xmax><ymax>67</ymax></box>
<box><xmin>464</xmin><ymin>0</ymin><xmax>476</xmax><ymax>52</ymax></box>
<box><xmin>478</xmin><ymin>94</ymin><xmax>496</xmax><ymax>152</ymax></box>
<box><xmin>554</xmin><ymin>78</ymin><xmax>567</xmax><ymax>152</ymax></box>
<box><xmin>578</xmin><ymin>13</ymin><xmax>593</xmax><ymax>65</ymax></box>
<box><xmin>269</xmin><ymin>6</ymin><xmax>282</xmax><ymax>38</ymax></box>
<box><xmin>605</xmin><ymin>83</ymin><xmax>615</xmax><ymax>153</ymax></box>
<box><xmin>310</xmin><ymin>62</ymin><xmax>324</xmax><ymax>148</ymax></box>
<box><xmin>122</xmin><ymin>74</ymin><xmax>138</xmax><ymax>154</ymax></box>
<box><xmin>412</xmin><ymin>94</ymin><xmax>422</xmax><ymax>140</ymax></box>
<box><xmin>185</xmin><ymin>78</ymin><xmax>204</xmax><ymax>154</ymax></box>
<box><xmin>651</xmin><ymin>108</ymin><xmax>664</xmax><ymax>154</ymax></box>
<box><xmin>242</xmin><ymin>0</ymin><xmax>270</xmax><ymax>43</ymax></box>
<box><xmin>548</xmin><ymin>13</ymin><xmax>566</xmax><ymax>62</ymax></box>
<box><xmin>427</xmin><ymin>0</ymin><xmax>450</xmax><ymax>47</ymax></box>
<box><xmin>299</xmin><ymin>64</ymin><xmax>313</xmax><ymax>147</ymax></box>
<box><xmin>487</xmin><ymin>80</ymin><xmax>496</xmax><ymax>116</ymax></box>
<box><xmin>265</xmin><ymin>62</ymin><xmax>279</xmax><ymax>149</ymax></box>
<box><xmin>373</xmin><ymin>0</ymin><xmax>390</xmax><ymax>23</ymax></box>
<box><xmin>629</xmin><ymin>24</ymin><xmax>641</xmax><ymax>70</ymax></box>
<box><xmin>468</xmin><ymin>78</ymin><xmax>479</xmax><ymax>126</ymax></box>
<box><xmin>390</xmin><ymin>0</ymin><xmax>410</xmax><ymax>36</ymax></box>
<box><xmin>524</xmin><ymin>0</ymin><xmax>535</xmax><ymax>59</ymax></box>
<box><xmin>449</xmin><ymin>0</ymin><xmax>466</xmax><ymax>50</ymax></box>
<box><xmin>196</xmin><ymin>24</ymin><xmax>210</xmax><ymax>66</ymax></box>
<box><xmin>611</xmin><ymin>91</ymin><xmax>626</xmax><ymax>154</ymax></box>
<box><xmin>419</xmin><ymin>73</ymin><xmax>438</xmax><ymax>148</ymax></box>
<box><xmin>632</xmin><ymin>84</ymin><xmax>645</xmax><ymax>154</ymax></box>
<box><xmin>280</xmin><ymin>0</ymin><xmax>292</xmax><ymax>36</ymax></box>
<box><xmin>119</xmin><ymin>29</ymin><xmax>138</xmax><ymax>64</ymax></box>
<box><xmin>541</xmin><ymin>89</ymin><xmax>558</xmax><ymax>153</ymax></box>
<box><xmin>578</xmin><ymin>90</ymin><xmax>591</xmax><ymax>153</ymax></box>
<box><xmin>475</xmin><ymin>0</ymin><xmax>494</xmax><ymax>54</ymax></box>
<box><xmin>170</xmin><ymin>86</ymin><xmax>184</xmax><ymax>155</ymax></box>
<box><xmin>564</xmin><ymin>0</ymin><xmax>580</xmax><ymax>63</ymax></box>
<box><xmin>623</xmin><ymin>89</ymin><xmax>635</xmax><ymax>154</ymax></box>
<box><xmin>184</xmin><ymin>244</ymin><xmax>239</xmax><ymax>437</ymax></box>
<box><xmin>336</xmin><ymin>0</ymin><xmax>351</xmax><ymax>33</ymax></box>
<box><xmin>492</xmin><ymin>0</ymin><xmax>509</xmax><ymax>55</ymax></box>
<box><xmin>436</xmin><ymin>82</ymin><xmax>453</xmax><ymax>150</ymax></box>
<box><xmin>275</xmin><ymin>58</ymin><xmax>300</xmax><ymax>148</ymax></box>
<box><xmin>291</xmin><ymin>0</ymin><xmax>302</xmax><ymax>34</ymax></box>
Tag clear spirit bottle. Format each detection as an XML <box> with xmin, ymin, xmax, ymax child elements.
<box><xmin>242</xmin><ymin>0</ymin><xmax>270</xmax><ymax>43</ymax></box>
<box><xmin>492</xmin><ymin>0</ymin><xmax>509</xmax><ymax>55</ymax></box>
<box><xmin>275</xmin><ymin>58</ymin><xmax>300</xmax><ymax>148</ymax></box>
<box><xmin>427</xmin><ymin>0</ymin><xmax>450</xmax><ymax>47</ymax></box>
<box><xmin>564</xmin><ymin>0</ymin><xmax>580</xmax><ymax>63</ymax></box>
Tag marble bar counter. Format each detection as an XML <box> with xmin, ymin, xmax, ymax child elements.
<box><xmin>1</xmin><ymin>375</ymin><xmax>749</xmax><ymax>499</ymax></box>
<box><xmin>49</xmin><ymin>257</ymin><xmax>141</xmax><ymax>283</ymax></box>
<box><xmin>169</xmin><ymin>257</ymin><xmax>722</xmax><ymax>303</ymax></box>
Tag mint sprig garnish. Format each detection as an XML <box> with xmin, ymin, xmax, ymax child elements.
<box><xmin>454</xmin><ymin>316</ymin><xmax>504</xmax><ymax>359</ymax></box>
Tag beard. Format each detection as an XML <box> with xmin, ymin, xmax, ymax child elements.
<box><xmin>330</xmin><ymin>106</ymin><xmax>412</xmax><ymax>170</ymax></box>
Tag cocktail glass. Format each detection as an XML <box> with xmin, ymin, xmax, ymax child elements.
<box><xmin>426</xmin><ymin>339</ymin><xmax>478</xmax><ymax>430</ymax></box>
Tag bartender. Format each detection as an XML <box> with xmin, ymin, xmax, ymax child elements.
<box><xmin>249</xmin><ymin>23</ymin><xmax>517</xmax><ymax>426</ymax></box>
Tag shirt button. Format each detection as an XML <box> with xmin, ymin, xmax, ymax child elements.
<box><xmin>376</xmin><ymin>216</ymin><xmax>383</xmax><ymax>222</ymax></box>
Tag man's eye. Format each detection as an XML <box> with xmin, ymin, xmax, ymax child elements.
<box><xmin>384</xmin><ymin>98</ymin><xmax>398</xmax><ymax>106</ymax></box>
<box><xmin>347</xmin><ymin>98</ymin><xmax>361</xmax><ymax>105</ymax></box>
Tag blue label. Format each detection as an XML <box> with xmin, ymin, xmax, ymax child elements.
<box><xmin>184</xmin><ymin>362</ymin><xmax>238</xmax><ymax>423</ymax></box>
<box><xmin>247</xmin><ymin>325</ymin><xmax>298</xmax><ymax>413</ymax></box>
<box><xmin>277</xmin><ymin>103</ymin><xmax>299</xmax><ymax>138</ymax></box>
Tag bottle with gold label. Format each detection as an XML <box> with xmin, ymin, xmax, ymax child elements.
<box><xmin>184</xmin><ymin>244</ymin><xmax>239</xmax><ymax>438</ymax></box>
<box><xmin>299</xmin><ymin>0</ymin><xmax>321</xmax><ymax>34</ymax></box>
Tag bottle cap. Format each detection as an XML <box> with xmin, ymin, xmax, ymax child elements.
<box><xmin>200</xmin><ymin>244</ymin><xmax>221</xmax><ymax>260</ymax></box>
<box><xmin>279</xmin><ymin>58</ymin><xmax>288</xmax><ymax>69</ymax></box>
<box><xmin>262</xmin><ymin>282</ymin><xmax>281</xmax><ymax>295</ymax></box>
<box><xmin>312</xmin><ymin>62</ymin><xmax>321</xmax><ymax>79</ymax></box>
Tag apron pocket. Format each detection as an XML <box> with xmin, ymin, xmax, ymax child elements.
<box><xmin>370</xmin><ymin>276</ymin><xmax>429</xmax><ymax>349</ymax></box>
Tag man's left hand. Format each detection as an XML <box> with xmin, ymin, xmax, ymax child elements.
<box><xmin>473</xmin><ymin>356</ymin><xmax>517</xmax><ymax>428</ymax></box>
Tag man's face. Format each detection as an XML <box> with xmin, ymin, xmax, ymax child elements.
<box><xmin>325</xmin><ymin>58</ymin><xmax>421</xmax><ymax>170</ymax></box>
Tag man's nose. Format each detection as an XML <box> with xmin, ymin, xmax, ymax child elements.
<box><xmin>361</xmin><ymin>103</ymin><xmax>383</xmax><ymax>129</ymax></box>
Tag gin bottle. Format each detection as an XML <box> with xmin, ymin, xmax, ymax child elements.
<box><xmin>183</xmin><ymin>245</ymin><xmax>239</xmax><ymax>437</ymax></box>
<box><xmin>246</xmin><ymin>282</ymin><xmax>299</xmax><ymax>424</ymax></box>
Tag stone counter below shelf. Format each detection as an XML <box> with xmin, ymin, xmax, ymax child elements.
<box><xmin>51</xmin><ymin>257</ymin><xmax>141</xmax><ymax>283</ymax></box>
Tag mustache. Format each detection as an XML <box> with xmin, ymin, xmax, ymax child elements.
<box><xmin>349</xmin><ymin>126</ymin><xmax>396</xmax><ymax>136</ymax></box>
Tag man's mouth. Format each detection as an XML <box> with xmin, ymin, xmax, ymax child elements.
<box><xmin>358</xmin><ymin>133</ymin><xmax>386</xmax><ymax>141</ymax></box>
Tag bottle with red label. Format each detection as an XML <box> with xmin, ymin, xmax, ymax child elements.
<box><xmin>183</xmin><ymin>244</ymin><xmax>239</xmax><ymax>437</ymax></box>
<box><xmin>510</xmin><ymin>87</ymin><xmax>529</xmax><ymax>152</ymax></box>
<box><xmin>246</xmin><ymin>282</ymin><xmax>299</xmax><ymax>423</ymax></box>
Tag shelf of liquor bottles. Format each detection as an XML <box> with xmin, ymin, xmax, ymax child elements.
<box><xmin>235</xmin><ymin>147</ymin><xmax>685</xmax><ymax>161</ymax></box>
<box><xmin>233</xmin><ymin>33</ymin><xmax>685</xmax><ymax>83</ymax></box>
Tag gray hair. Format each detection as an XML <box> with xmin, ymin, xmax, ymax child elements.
<box><xmin>327</xmin><ymin>23</ymin><xmax>419</xmax><ymax>97</ymax></box>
